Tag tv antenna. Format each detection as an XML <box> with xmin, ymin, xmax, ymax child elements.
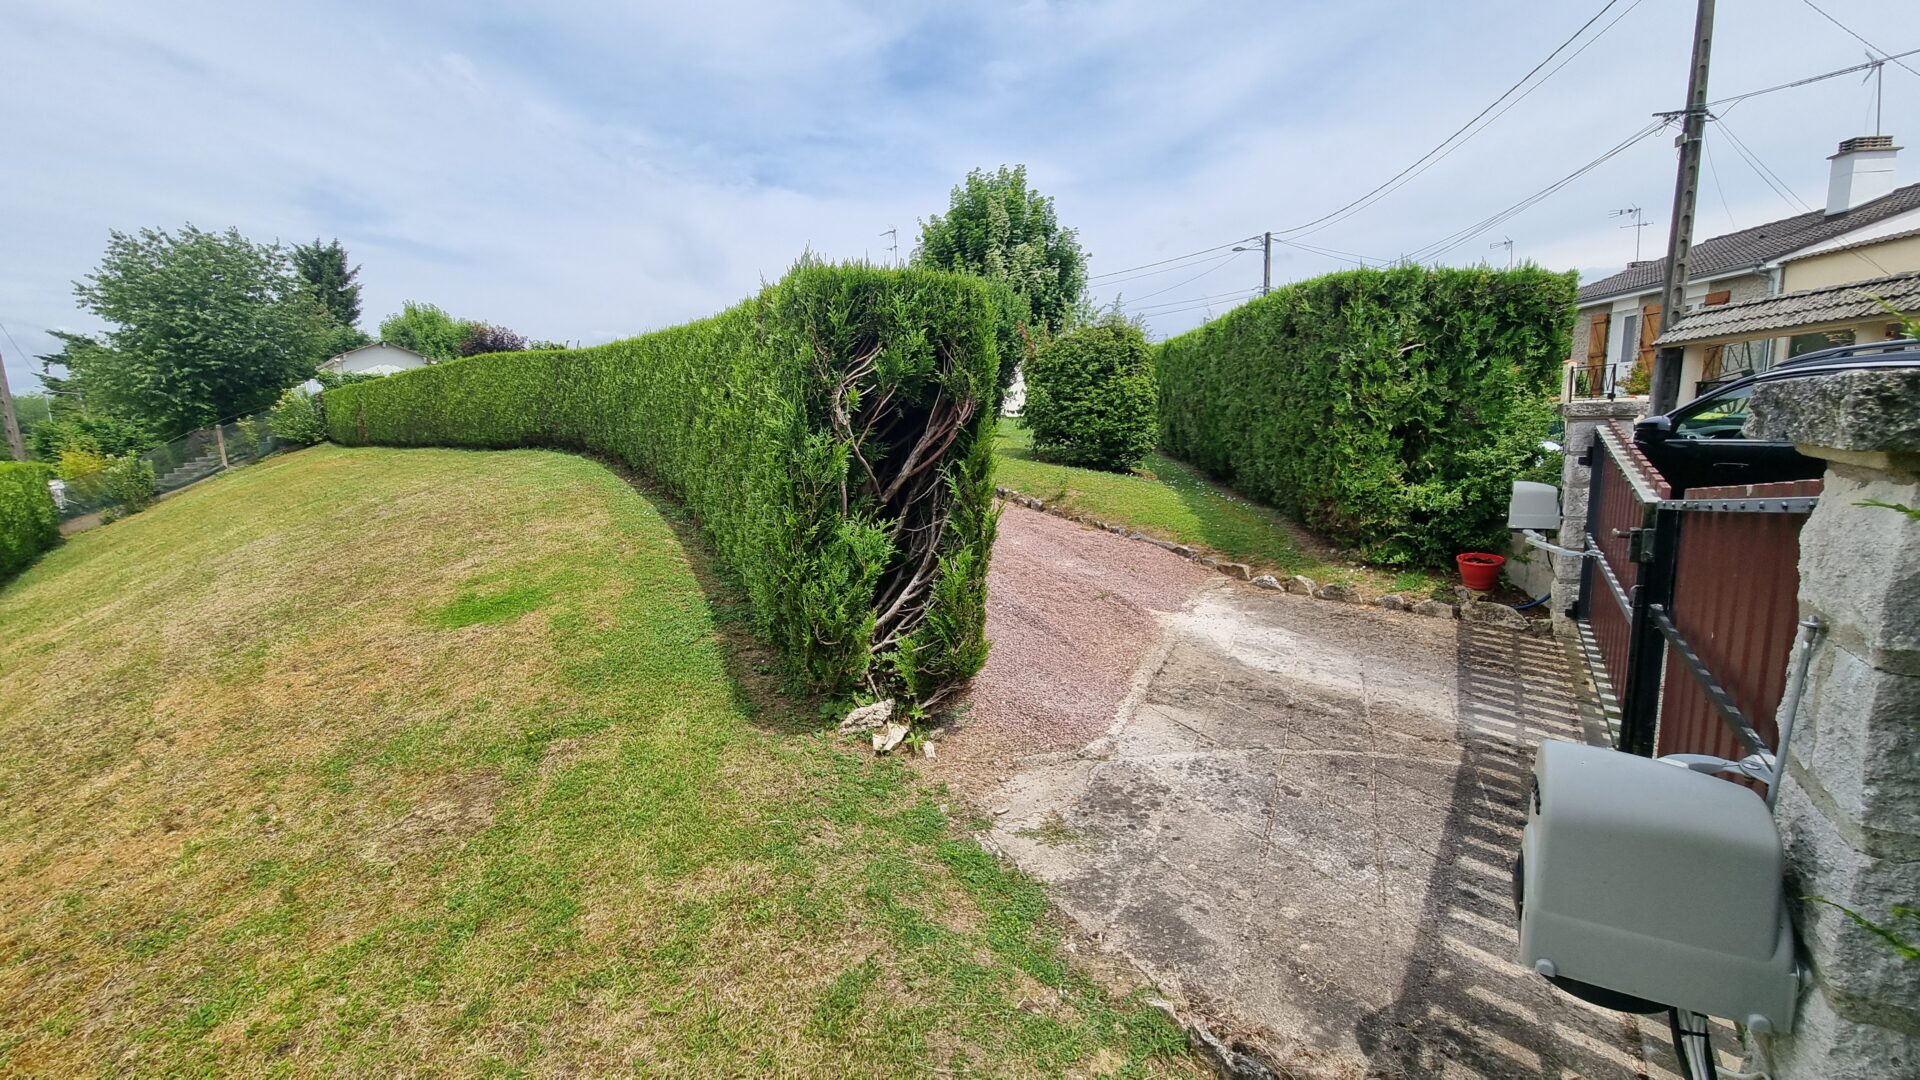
<box><xmin>1489</xmin><ymin>236</ymin><xmax>1514</xmax><ymax>270</ymax></box>
<box><xmin>1610</xmin><ymin>205</ymin><xmax>1652</xmax><ymax>262</ymax></box>
<box><xmin>1863</xmin><ymin>54</ymin><xmax>1885</xmax><ymax>135</ymax></box>
<box><xmin>880</xmin><ymin>227</ymin><xmax>899</xmax><ymax>268</ymax></box>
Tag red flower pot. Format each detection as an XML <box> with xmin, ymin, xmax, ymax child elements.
<box><xmin>1456</xmin><ymin>552</ymin><xmax>1505</xmax><ymax>592</ymax></box>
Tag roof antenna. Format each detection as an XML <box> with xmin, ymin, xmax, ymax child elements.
<box><xmin>1609</xmin><ymin>205</ymin><xmax>1651</xmax><ymax>262</ymax></box>
<box><xmin>1862</xmin><ymin>54</ymin><xmax>1884</xmax><ymax>135</ymax></box>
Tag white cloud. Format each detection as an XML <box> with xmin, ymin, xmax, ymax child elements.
<box><xmin>3</xmin><ymin>0</ymin><xmax>1913</xmax><ymax>390</ymax></box>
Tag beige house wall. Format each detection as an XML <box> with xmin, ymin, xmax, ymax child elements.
<box><xmin>1782</xmin><ymin>233</ymin><xmax>1920</xmax><ymax>292</ymax></box>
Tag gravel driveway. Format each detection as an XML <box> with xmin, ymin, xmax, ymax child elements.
<box><xmin>949</xmin><ymin>504</ymin><xmax>1693</xmax><ymax>1078</ymax></box>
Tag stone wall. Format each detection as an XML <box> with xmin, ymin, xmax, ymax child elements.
<box><xmin>1548</xmin><ymin>398</ymin><xmax>1646</xmax><ymax>637</ymax></box>
<box><xmin>1747</xmin><ymin>368</ymin><xmax>1920</xmax><ymax>1079</ymax></box>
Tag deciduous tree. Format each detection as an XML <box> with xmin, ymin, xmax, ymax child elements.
<box><xmin>913</xmin><ymin>165</ymin><xmax>1087</xmax><ymax>335</ymax></box>
<box><xmin>69</xmin><ymin>225</ymin><xmax>333</xmax><ymax>434</ymax></box>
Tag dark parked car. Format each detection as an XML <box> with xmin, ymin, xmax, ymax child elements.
<box><xmin>1634</xmin><ymin>338</ymin><xmax>1920</xmax><ymax>495</ymax></box>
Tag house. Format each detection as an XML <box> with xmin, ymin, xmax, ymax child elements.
<box><xmin>1650</xmin><ymin>269</ymin><xmax>1919</xmax><ymax>386</ymax></box>
<box><xmin>319</xmin><ymin>342</ymin><xmax>436</xmax><ymax>377</ymax></box>
<box><xmin>1567</xmin><ymin>135</ymin><xmax>1920</xmax><ymax>404</ymax></box>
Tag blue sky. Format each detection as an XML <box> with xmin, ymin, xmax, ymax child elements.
<box><xmin>3</xmin><ymin>0</ymin><xmax>1914</xmax><ymax>393</ymax></box>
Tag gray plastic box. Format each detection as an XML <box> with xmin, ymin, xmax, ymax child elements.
<box><xmin>1516</xmin><ymin>742</ymin><xmax>1799</xmax><ymax>1032</ymax></box>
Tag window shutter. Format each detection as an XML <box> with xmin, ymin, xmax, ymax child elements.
<box><xmin>1637</xmin><ymin>303</ymin><xmax>1661</xmax><ymax>369</ymax></box>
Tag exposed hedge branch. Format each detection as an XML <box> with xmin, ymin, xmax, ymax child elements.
<box><xmin>326</xmin><ymin>263</ymin><xmax>1003</xmax><ymax>701</ymax></box>
<box><xmin>1156</xmin><ymin>265</ymin><xmax>1576</xmax><ymax>565</ymax></box>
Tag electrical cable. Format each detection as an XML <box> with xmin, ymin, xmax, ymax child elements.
<box><xmin>1087</xmin><ymin>237</ymin><xmax>1258</xmax><ymax>283</ymax></box>
<box><xmin>1707</xmin><ymin>48</ymin><xmax>1920</xmax><ymax>111</ymax></box>
<box><xmin>1703</xmin><ymin>134</ymin><xmax>1738</xmax><ymax>231</ymax></box>
<box><xmin>1715</xmin><ymin>116</ymin><xmax>1895</xmax><ymax>277</ymax></box>
<box><xmin>1403</xmin><ymin>119</ymin><xmax>1671</xmax><ymax>263</ymax></box>
<box><xmin>1116</xmin><ymin>251</ymin><xmax>1251</xmax><ymax>303</ymax></box>
<box><xmin>1092</xmin><ymin>249</ymin><xmax>1245</xmax><ymax>290</ymax></box>
<box><xmin>1126</xmin><ymin>288</ymin><xmax>1262</xmax><ymax>316</ymax></box>
<box><xmin>1271</xmin><ymin>0</ymin><xmax>1641</xmax><ymax>241</ymax></box>
<box><xmin>1798</xmin><ymin>0</ymin><xmax>1920</xmax><ymax>80</ymax></box>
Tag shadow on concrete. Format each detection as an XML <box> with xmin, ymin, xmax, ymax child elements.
<box><xmin>1352</xmin><ymin>619</ymin><xmax>1667</xmax><ymax>1078</ymax></box>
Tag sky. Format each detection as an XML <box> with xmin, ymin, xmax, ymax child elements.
<box><xmin>3</xmin><ymin>0</ymin><xmax>1915</xmax><ymax>395</ymax></box>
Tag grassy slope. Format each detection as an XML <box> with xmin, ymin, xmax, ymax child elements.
<box><xmin>0</xmin><ymin>445</ymin><xmax>1192</xmax><ymax>1078</ymax></box>
<box><xmin>993</xmin><ymin>421</ymin><xmax>1440</xmax><ymax>598</ymax></box>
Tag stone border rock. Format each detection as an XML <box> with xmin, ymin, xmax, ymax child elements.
<box><xmin>993</xmin><ymin>486</ymin><xmax>1554</xmax><ymax>637</ymax></box>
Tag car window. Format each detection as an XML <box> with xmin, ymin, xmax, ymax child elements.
<box><xmin>1673</xmin><ymin>383</ymin><xmax>1754</xmax><ymax>440</ymax></box>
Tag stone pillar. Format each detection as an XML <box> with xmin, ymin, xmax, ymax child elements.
<box><xmin>1747</xmin><ymin>369</ymin><xmax>1920</xmax><ymax>1079</ymax></box>
<box><xmin>1549</xmin><ymin>398</ymin><xmax>1645</xmax><ymax>636</ymax></box>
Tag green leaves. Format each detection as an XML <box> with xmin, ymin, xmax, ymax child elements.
<box><xmin>913</xmin><ymin>166</ymin><xmax>1086</xmax><ymax>338</ymax></box>
<box><xmin>1156</xmin><ymin>265</ymin><xmax>1576</xmax><ymax>566</ymax></box>
<box><xmin>0</xmin><ymin>462</ymin><xmax>60</xmax><ymax>582</ymax></box>
<box><xmin>68</xmin><ymin>224</ymin><xmax>336</xmax><ymax>435</ymax></box>
<box><xmin>1024</xmin><ymin>320</ymin><xmax>1157</xmax><ymax>473</ymax></box>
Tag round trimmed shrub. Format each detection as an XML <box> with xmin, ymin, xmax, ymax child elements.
<box><xmin>1023</xmin><ymin>320</ymin><xmax>1157</xmax><ymax>472</ymax></box>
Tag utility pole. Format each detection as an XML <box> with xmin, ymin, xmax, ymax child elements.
<box><xmin>1261</xmin><ymin>231</ymin><xmax>1272</xmax><ymax>295</ymax></box>
<box><xmin>0</xmin><ymin>342</ymin><xmax>26</xmax><ymax>462</ymax></box>
<box><xmin>1650</xmin><ymin>0</ymin><xmax>1715</xmax><ymax>415</ymax></box>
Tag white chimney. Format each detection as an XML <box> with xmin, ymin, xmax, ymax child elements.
<box><xmin>1826</xmin><ymin>135</ymin><xmax>1899</xmax><ymax>215</ymax></box>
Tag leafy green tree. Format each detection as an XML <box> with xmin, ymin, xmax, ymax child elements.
<box><xmin>69</xmin><ymin>225</ymin><xmax>334</xmax><ymax>434</ymax></box>
<box><xmin>11</xmin><ymin>394</ymin><xmax>52</xmax><ymax>433</ymax></box>
<box><xmin>913</xmin><ymin>165</ymin><xmax>1087</xmax><ymax>335</ymax></box>
<box><xmin>379</xmin><ymin>302</ymin><xmax>467</xmax><ymax>361</ymax></box>
<box><xmin>292</xmin><ymin>238</ymin><xmax>364</xmax><ymax>329</ymax></box>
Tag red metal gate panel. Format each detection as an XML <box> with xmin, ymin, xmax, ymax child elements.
<box><xmin>1655</xmin><ymin>481</ymin><xmax>1818</xmax><ymax>760</ymax></box>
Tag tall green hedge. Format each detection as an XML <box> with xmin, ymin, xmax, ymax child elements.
<box><xmin>1156</xmin><ymin>265</ymin><xmax>1575</xmax><ymax>565</ymax></box>
<box><xmin>0</xmin><ymin>462</ymin><xmax>60</xmax><ymax>583</ymax></box>
<box><xmin>327</xmin><ymin>263</ymin><xmax>1002</xmax><ymax>701</ymax></box>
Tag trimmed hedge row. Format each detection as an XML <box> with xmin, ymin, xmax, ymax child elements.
<box><xmin>327</xmin><ymin>263</ymin><xmax>1002</xmax><ymax>700</ymax></box>
<box><xmin>1156</xmin><ymin>265</ymin><xmax>1576</xmax><ymax>565</ymax></box>
<box><xmin>0</xmin><ymin>462</ymin><xmax>60</xmax><ymax>582</ymax></box>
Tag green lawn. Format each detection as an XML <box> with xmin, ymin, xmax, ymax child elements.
<box><xmin>0</xmin><ymin>445</ymin><xmax>1193</xmax><ymax>1077</ymax></box>
<box><xmin>993</xmin><ymin>420</ymin><xmax>1440</xmax><ymax>597</ymax></box>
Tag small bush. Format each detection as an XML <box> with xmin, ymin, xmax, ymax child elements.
<box><xmin>326</xmin><ymin>262</ymin><xmax>1005</xmax><ymax>701</ymax></box>
<box><xmin>1023</xmin><ymin>319</ymin><xmax>1157</xmax><ymax>472</ymax></box>
<box><xmin>0</xmin><ymin>461</ymin><xmax>59</xmax><ymax>581</ymax></box>
<box><xmin>269</xmin><ymin>388</ymin><xmax>328</xmax><ymax>445</ymax></box>
<box><xmin>1156</xmin><ymin>265</ymin><xmax>1576</xmax><ymax>565</ymax></box>
<box><xmin>103</xmin><ymin>453</ymin><xmax>157</xmax><ymax>513</ymax></box>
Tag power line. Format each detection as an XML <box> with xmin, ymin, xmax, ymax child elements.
<box><xmin>1087</xmin><ymin>237</ymin><xmax>1257</xmax><ymax>282</ymax></box>
<box><xmin>1703</xmin><ymin>135</ymin><xmax>1738</xmax><ymax>230</ymax></box>
<box><xmin>1708</xmin><ymin>47</ymin><xmax>1920</xmax><ymax>112</ymax></box>
<box><xmin>1120</xmin><ymin>251</ymin><xmax>1252</xmax><ymax>303</ymax></box>
<box><xmin>1128</xmin><ymin>288</ymin><xmax>1262</xmax><ymax>316</ymax></box>
<box><xmin>1273</xmin><ymin>237</ymin><xmax>1387</xmax><ymax>266</ymax></box>
<box><xmin>1403</xmin><ymin>119</ymin><xmax>1672</xmax><ymax>263</ymax></box>
<box><xmin>1134</xmin><ymin>293</ymin><xmax>1263</xmax><ymax>321</ymax></box>
<box><xmin>1270</xmin><ymin>0</ymin><xmax>1641</xmax><ymax>241</ymax></box>
<box><xmin>1714</xmin><ymin>116</ymin><xmax>1896</xmax><ymax>278</ymax></box>
<box><xmin>1798</xmin><ymin>0</ymin><xmax>1920</xmax><ymax>80</ymax></box>
<box><xmin>1093</xmin><ymin>248</ymin><xmax>1245</xmax><ymax>290</ymax></box>
<box><xmin>1715</xmin><ymin>118</ymin><xmax>1812</xmax><ymax>213</ymax></box>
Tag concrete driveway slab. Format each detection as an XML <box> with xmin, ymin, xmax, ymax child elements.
<box><xmin>954</xmin><ymin>508</ymin><xmax>1693</xmax><ymax>1077</ymax></box>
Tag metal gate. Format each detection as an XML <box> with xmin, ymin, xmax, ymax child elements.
<box><xmin>1575</xmin><ymin>421</ymin><xmax>1819</xmax><ymax>766</ymax></box>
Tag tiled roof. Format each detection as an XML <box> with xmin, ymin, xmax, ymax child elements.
<box><xmin>1576</xmin><ymin>182</ymin><xmax>1920</xmax><ymax>304</ymax></box>
<box><xmin>1652</xmin><ymin>270</ymin><xmax>1920</xmax><ymax>345</ymax></box>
